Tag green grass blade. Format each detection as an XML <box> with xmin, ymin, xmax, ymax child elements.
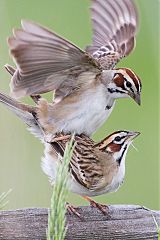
<box><xmin>47</xmin><ymin>136</ymin><xmax>74</xmax><ymax>240</ymax></box>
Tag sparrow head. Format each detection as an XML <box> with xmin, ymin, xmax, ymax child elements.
<box><xmin>107</xmin><ymin>68</ymin><xmax>141</xmax><ymax>105</ymax></box>
<box><xmin>97</xmin><ymin>130</ymin><xmax>140</xmax><ymax>163</ymax></box>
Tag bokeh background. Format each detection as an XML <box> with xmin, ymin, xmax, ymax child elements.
<box><xmin>0</xmin><ymin>0</ymin><xmax>159</xmax><ymax>210</ymax></box>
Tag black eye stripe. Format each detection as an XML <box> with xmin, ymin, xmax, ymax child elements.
<box><xmin>130</xmin><ymin>87</ymin><xmax>134</xmax><ymax>93</ymax></box>
<box><xmin>126</xmin><ymin>81</ymin><xmax>132</xmax><ymax>88</ymax></box>
<box><xmin>112</xmin><ymin>135</ymin><xmax>126</xmax><ymax>144</ymax></box>
<box><xmin>107</xmin><ymin>88</ymin><xmax>125</xmax><ymax>94</ymax></box>
<box><xmin>124</xmin><ymin>78</ymin><xmax>131</xmax><ymax>86</ymax></box>
<box><xmin>114</xmin><ymin>136</ymin><xmax>121</xmax><ymax>141</ymax></box>
<box><xmin>124</xmin><ymin>78</ymin><xmax>135</xmax><ymax>93</ymax></box>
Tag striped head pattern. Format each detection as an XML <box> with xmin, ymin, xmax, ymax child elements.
<box><xmin>107</xmin><ymin>68</ymin><xmax>141</xmax><ymax>105</ymax></box>
<box><xmin>97</xmin><ymin>131</ymin><xmax>140</xmax><ymax>164</ymax></box>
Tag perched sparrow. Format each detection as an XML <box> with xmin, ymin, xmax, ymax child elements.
<box><xmin>42</xmin><ymin>131</ymin><xmax>140</xmax><ymax>213</ymax></box>
<box><xmin>6</xmin><ymin>0</ymin><xmax>141</xmax><ymax>138</ymax></box>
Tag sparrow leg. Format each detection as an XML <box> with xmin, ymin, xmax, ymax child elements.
<box><xmin>82</xmin><ymin>196</ymin><xmax>109</xmax><ymax>215</ymax></box>
<box><xmin>31</xmin><ymin>95</ymin><xmax>42</xmax><ymax>104</ymax></box>
<box><xmin>66</xmin><ymin>202</ymin><xmax>82</xmax><ymax>219</ymax></box>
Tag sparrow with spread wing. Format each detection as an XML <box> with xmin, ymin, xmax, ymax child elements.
<box><xmin>6</xmin><ymin>0</ymin><xmax>141</xmax><ymax>140</ymax></box>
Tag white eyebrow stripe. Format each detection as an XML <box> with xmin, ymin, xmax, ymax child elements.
<box><xmin>121</xmin><ymin>68</ymin><xmax>140</xmax><ymax>93</ymax></box>
<box><xmin>130</xmin><ymin>70</ymin><xmax>141</xmax><ymax>92</ymax></box>
<box><xmin>126</xmin><ymin>72</ymin><xmax>141</xmax><ymax>92</ymax></box>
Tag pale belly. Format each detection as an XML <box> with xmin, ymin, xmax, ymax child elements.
<box><xmin>54</xmin><ymin>87</ymin><xmax>115</xmax><ymax>136</ymax></box>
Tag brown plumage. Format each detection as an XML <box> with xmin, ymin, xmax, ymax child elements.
<box><xmin>52</xmin><ymin>134</ymin><xmax>118</xmax><ymax>191</ymax></box>
<box><xmin>42</xmin><ymin>131</ymin><xmax>140</xmax><ymax>197</ymax></box>
<box><xmin>4</xmin><ymin>0</ymin><xmax>141</xmax><ymax>138</ymax></box>
<box><xmin>8</xmin><ymin>4</ymin><xmax>138</xmax><ymax>98</ymax></box>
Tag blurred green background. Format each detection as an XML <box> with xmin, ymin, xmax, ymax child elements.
<box><xmin>0</xmin><ymin>0</ymin><xmax>159</xmax><ymax>210</ymax></box>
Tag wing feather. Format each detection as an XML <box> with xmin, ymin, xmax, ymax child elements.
<box><xmin>51</xmin><ymin>134</ymin><xmax>115</xmax><ymax>191</ymax></box>
<box><xmin>66</xmin><ymin>135</ymin><xmax>105</xmax><ymax>190</ymax></box>
<box><xmin>86</xmin><ymin>0</ymin><xmax>139</xmax><ymax>69</ymax></box>
<box><xmin>8</xmin><ymin>20</ymin><xmax>100</xmax><ymax>99</ymax></box>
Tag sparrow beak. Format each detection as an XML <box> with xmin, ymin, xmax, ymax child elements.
<box><xmin>127</xmin><ymin>131</ymin><xmax>140</xmax><ymax>140</ymax></box>
<box><xmin>129</xmin><ymin>92</ymin><xmax>141</xmax><ymax>105</ymax></box>
<box><xmin>134</xmin><ymin>93</ymin><xmax>141</xmax><ymax>105</ymax></box>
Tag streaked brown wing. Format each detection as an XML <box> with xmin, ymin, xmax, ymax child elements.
<box><xmin>63</xmin><ymin>135</ymin><xmax>107</xmax><ymax>190</ymax></box>
<box><xmin>86</xmin><ymin>0</ymin><xmax>139</xmax><ymax>69</ymax></box>
<box><xmin>8</xmin><ymin>20</ymin><xmax>100</xmax><ymax>99</ymax></box>
<box><xmin>50</xmin><ymin>134</ymin><xmax>103</xmax><ymax>190</ymax></box>
<box><xmin>51</xmin><ymin>134</ymin><xmax>116</xmax><ymax>191</ymax></box>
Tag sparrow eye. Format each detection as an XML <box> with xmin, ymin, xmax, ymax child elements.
<box><xmin>114</xmin><ymin>136</ymin><xmax>121</xmax><ymax>142</ymax></box>
<box><xmin>126</xmin><ymin>81</ymin><xmax>132</xmax><ymax>88</ymax></box>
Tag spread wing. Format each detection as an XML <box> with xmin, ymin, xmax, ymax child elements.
<box><xmin>8</xmin><ymin>20</ymin><xmax>100</xmax><ymax>99</ymax></box>
<box><xmin>86</xmin><ymin>0</ymin><xmax>139</xmax><ymax>69</ymax></box>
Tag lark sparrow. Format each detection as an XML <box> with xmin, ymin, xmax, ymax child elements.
<box><xmin>6</xmin><ymin>0</ymin><xmax>141</xmax><ymax>138</ymax></box>
<box><xmin>42</xmin><ymin>131</ymin><xmax>140</xmax><ymax>214</ymax></box>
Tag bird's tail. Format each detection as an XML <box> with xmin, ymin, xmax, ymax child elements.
<box><xmin>0</xmin><ymin>92</ymin><xmax>43</xmax><ymax>140</ymax></box>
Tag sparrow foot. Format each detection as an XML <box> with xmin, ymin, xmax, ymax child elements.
<box><xmin>83</xmin><ymin>196</ymin><xmax>109</xmax><ymax>215</ymax></box>
<box><xmin>66</xmin><ymin>202</ymin><xmax>82</xmax><ymax>219</ymax></box>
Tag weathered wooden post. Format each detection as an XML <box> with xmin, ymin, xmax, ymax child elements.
<box><xmin>0</xmin><ymin>205</ymin><xmax>160</xmax><ymax>239</ymax></box>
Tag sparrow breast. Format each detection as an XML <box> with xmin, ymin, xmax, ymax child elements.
<box><xmin>48</xmin><ymin>84</ymin><xmax>115</xmax><ymax>136</ymax></box>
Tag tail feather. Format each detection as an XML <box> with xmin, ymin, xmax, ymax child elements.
<box><xmin>0</xmin><ymin>92</ymin><xmax>43</xmax><ymax>139</ymax></box>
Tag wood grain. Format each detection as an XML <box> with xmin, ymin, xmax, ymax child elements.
<box><xmin>0</xmin><ymin>205</ymin><xmax>160</xmax><ymax>240</ymax></box>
